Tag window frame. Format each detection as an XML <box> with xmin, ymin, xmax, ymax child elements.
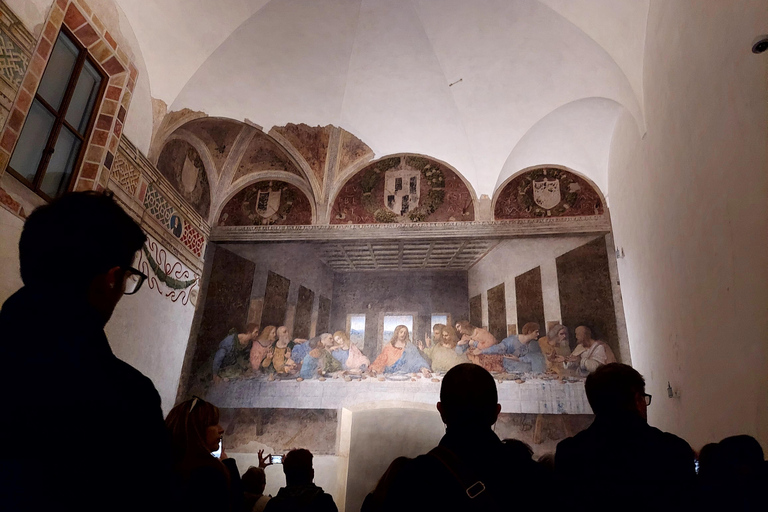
<box><xmin>430</xmin><ymin>313</ymin><xmax>451</xmax><ymax>331</ymax></box>
<box><xmin>346</xmin><ymin>313</ymin><xmax>367</xmax><ymax>348</ymax></box>
<box><xmin>380</xmin><ymin>312</ymin><xmax>418</xmax><ymax>344</ymax></box>
<box><xmin>7</xmin><ymin>26</ymin><xmax>108</xmax><ymax>201</ymax></box>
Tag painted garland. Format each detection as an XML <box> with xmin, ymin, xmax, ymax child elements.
<box><xmin>359</xmin><ymin>156</ymin><xmax>445</xmax><ymax>223</ymax></box>
<box><xmin>142</xmin><ymin>245</ymin><xmax>197</xmax><ymax>290</ymax></box>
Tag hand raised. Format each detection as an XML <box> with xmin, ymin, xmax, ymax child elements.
<box><xmin>258</xmin><ymin>449</ymin><xmax>272</xmax><ymax>468</ymax></box>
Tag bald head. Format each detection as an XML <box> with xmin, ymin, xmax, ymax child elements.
<box><xmin>438</xmin><ymin>363</ymin><xmax>500</xmax><ymax>429</ymax></box>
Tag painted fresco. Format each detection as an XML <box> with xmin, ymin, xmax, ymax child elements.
<box><xmin>218</xmin><ymin>180</ymin><xmax>312</xmax><ymax>226</ymax></box>
<box><xmin>156</xmin><ymin>139</ymin><xmax>211</xmax><ymax>219</ymax></box>
<box><xmin>162</xmin><ymin>121</ymin><xmax>623</xmax><ymax>488</ymax></box>
<box><xmin>331</xmin><ymin>155</ymin><xmax>475</xmax><ymax>223</ymax></box>
<box><xmin>271</xmin><ymin>123</ymin><xmax>332</xmax><ymax>186</ymax></box>
<box><xmin>183</xmin><ymin>118</ymin><xmax>243</xmax><ymax>174</ymax></box>
<box><xmin>233</xmin><ymin>131</ymin><xmax>303</xmax><ymax>182</ymax></box>
<box><xmin>183</xmin><ymin>235</ymin><xmax>622</xmax><ymax>401</ymax></box>
<box><xmin>495</xmin><ymin>166</ymin><xmax>604</xmax><ymax>219</ymax></box>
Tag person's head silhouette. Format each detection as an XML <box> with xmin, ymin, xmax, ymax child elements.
<box><xmin>585</xmin><ymin>363</ymin><xmax>648</xmax><ymax>419</ymax></box>
<box><xmin>283</xmin><ymin>449</ymin><xmax>315</xmax><ymax>486</ymax></box>
<box><xmin>19</xmin><ymin>191</ymin><xmax>147</xmax><ymax>323</ymax></box>
<box><xmin>437</xmin><ymin>363</ymin><xmax>501</xmax><ymax>430</ymax></box>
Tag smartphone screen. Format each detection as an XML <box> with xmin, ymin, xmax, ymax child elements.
<box><xmin>211</xmin><ymin>438</ymin><xmax>222</xmax><ymax>459</ymax></box>
<box><xmin>270</xmin><ymin>454</ymin><xmax>283</xmax><ymax>464</ymax></box>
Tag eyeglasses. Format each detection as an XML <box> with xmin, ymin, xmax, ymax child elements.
<box><xmin>123</xmin><ymin>266</ymin><xmax>147</xmax><ymax>295</ymax></box>
<box><xmin>643</xmin><ymin>393</ymin><xmax>652</xmax><ymax>406</ymax></box>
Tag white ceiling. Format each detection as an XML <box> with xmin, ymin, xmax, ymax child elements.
<box><xmin>114</xmin><ymin>0</ymin><xmax>649</xmax><ymax>197</ymax></box>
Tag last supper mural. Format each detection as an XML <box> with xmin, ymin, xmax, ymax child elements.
<box><xmin>166</xmin><ymin>128</ymin><xmax>626</xmax><ymax>508</ymax></box>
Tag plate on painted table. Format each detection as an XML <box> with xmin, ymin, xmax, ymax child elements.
<box><xmin>385</xmin><ymin>373</ymin><xmax>411</xmax><ymax>381</ymax></box>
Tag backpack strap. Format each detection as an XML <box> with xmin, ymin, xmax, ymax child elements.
<box><xmin>428</xmin><ymin>446</ymin><xmax>503</xmax><ymax>510</ymax></box>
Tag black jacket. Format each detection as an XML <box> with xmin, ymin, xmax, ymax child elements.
<box><xmin>364</xmin><ymin>427</ymin><xmax>547</xmax><ymax>512</ymax></box>
<box><xmin>0</xmin><ymin>287</ymin><xmax>172</xmax><ymax>512</ymax></box>
<box><xmin>263</xmin><ymin>483</ymin><xmax>337</xmax><ymax>512</ymax></box>
<box><xmin>555</xmin><ymin>412</ymin><xmax>696</xmax><ymax>512</ymax></box>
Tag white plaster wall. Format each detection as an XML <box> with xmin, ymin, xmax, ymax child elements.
<box><xmin>0</xmin><ymin>207</ymin><xmax>23</xmax><ymax>304</ymax></box>
<box><xmin>468</xmin><ymin>235</ymin><xmax>601</xmax><ymax>329</ymax></box>
<box><xmin>105</xmin><ymin>236</ymin><xmax>197</xmax><ymax>415</ymax></box>
<box><xmin>340</xmin><ymin>404</ymin><xmax>444</xmax><ymax>512</ymax></box>
<box><xmin>106</xmin><ymin>280</ymin><xmax>195</xmax><ymax>415</ymax></box>
<box><xmin>495</xmin><ymin>97</ymin><xmax>625</xmax><ymax>198</ymax></box>
<box><xmin>3</xmin><ymin>0</ymin><xmax>52</xmax><ymax>36</ymax></box>
<box><xmin>607</xmin><ymin>0</ymin><xmax>768</xmax><ymax>450</ymax></box>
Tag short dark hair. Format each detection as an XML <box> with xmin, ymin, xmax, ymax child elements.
<box><xmin>584</xmin><ymin>363</ymin><xmax>645</xmax><ymax>415</ymax></box>
<box><xmin>241</xmin><ymin>466</ymin><xmax>266</xmax><ymax>494</ymax></box>
<box><xmin>440</xmin><ymin>363</ymin><xmax>498</xmax><ymax>427</ymax></box>
<box><xmin>19</xmin><ymin>192</ymin><xmax>146</xmax><ymax>291</ymax></box>
<box><xmin>283</xmin><ymin>449</ymin><xmax>313</xmax><ymax>485</ymax></box>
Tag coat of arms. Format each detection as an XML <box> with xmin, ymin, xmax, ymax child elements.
<box><xmin>384</xmin><ymin>169</ymin><xmax>420</xmax><ymax>216</ymax></box>
<box><xmin>533</xmin><ymin>178</ymin><xmax>561</xmax><ymax>210</ymax></box>
<box><xmin>255</xmin><ymin>189</ymin><xmax>282</xmax><ymax>218</ymax></box>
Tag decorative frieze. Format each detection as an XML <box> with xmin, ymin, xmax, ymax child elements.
<box><xmin>109</xmin><ymin>136</ymin><xmax>209</xmax><ymax>271</ymax></box>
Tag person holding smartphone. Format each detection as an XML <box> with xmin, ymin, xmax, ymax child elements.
<box><xmin>166</xmin><ymin>397</ymin><xmax>243</xmax><ymax>512</ymax></box>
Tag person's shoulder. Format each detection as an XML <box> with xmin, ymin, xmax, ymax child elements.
<box><xmin>107</xmin><ymin>357</ymin><xmax>162</xmax><ymax>407</ymax></box>
<box><xmin>556</xmin><ymin>423</ymin><xmax>595</xmax><ymax>455</ymax></box>
<box><xmin>316</xmin><ymin>489</ymin><xmax>338</xmax><ymax>511</ymax></box>
<box><xmin>647</xmin><ymin>425</ymin><xmax>693</xmax><ymax>453</ymax></box>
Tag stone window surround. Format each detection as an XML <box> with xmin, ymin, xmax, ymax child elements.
<box><xmin>0</xmin><ymin>0</ymin><xmax>138</xmax><ymax>200</ymax></box>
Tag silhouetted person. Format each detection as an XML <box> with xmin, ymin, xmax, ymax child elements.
<box><xmin>697</xmin><ymin>435</ymin><xmax>766</xmax><ymax>511</ymax></box>
<box><xmin>263</xmin><ymin>449</ymin><xmax>337</xmax><ymax>512</ymax></box>
<box><xmin>242</xmin><ymin>466</ymin><xmax>270</xmax><ymax>512</ymax></box>
<box><xmin>0</xmin><ymin>192</ymin><xmax>171</xmax><ymax>512</ymax></box>
<box><xmin>363</xmin><ymin>363</ymin><xmax>546</xmax><ymax>512</ymax></box>
<box><xmin>166</xmin><ymin>397</ymin><xmax>243</xmax><ymax>512</ymax></box>
<box><xmin>555</xmin><ymin>363</ymin><xmax>695</xmax><ymax>511</ymax></box>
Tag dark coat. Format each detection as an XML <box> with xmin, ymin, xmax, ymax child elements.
<box><xmin>555</xmin><ymin>412</ymin><xmax>696</xmax><ymax>512</ymax></box>
<box><xmin>0</xmin><ymin>287</ymin><xmax>172</xmax><ymax>512</ymax></box>
<box><xmin>263</xmin><ymin>483</ymin><xmax>337</xmax><ymax>512</ymax></box>
<box><xmin>364</xmin><ymin>427</ymin><xmax>548</xmax><ymax>512</ymax></box>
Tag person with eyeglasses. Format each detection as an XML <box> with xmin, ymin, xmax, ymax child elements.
<box><xmin>0</xmin><ymin>191</ymin><xmax>170</xmax><ymax>512</ymax></box>
<box><xmin>554</xmin><ymin>363</ymin><xmax>696</xmax><ymax>512</ymax></box>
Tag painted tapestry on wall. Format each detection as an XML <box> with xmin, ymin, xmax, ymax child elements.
<box><xmin>186</xmin><ymin>245</ymin><xmax>255</xmax><ymax>391</ymax></box>
<box><xmin>495</xmin><ymin>167</ymin><xmax>604</xmax><ymax>219</ymax></box>
<box><xmin>156</xmin><ymin>139</ymin><xmax>211</xmax><ymax>219</ymax></box>
<box><xmin>218</xmin><ymin>180</ymin><xmax>312</xmax><ymax>226</ymax></box>
<box><xmin>556</xmin><ymin>236</ymin><xmax>619</xmax><ymax>356</ymax></box>
<box><xmin>487</xmin><ymin>283</ymin><xmax>506</xmax><ymax>342</ymax></box>
<box><xmin>261</xmin><ymin>271</ymin><xmax>290</xmax><ymax>330</ymax></box>
<box><xmin>293</xmin><ymin>286</ymin><xmax>315</xmax><ymax>340</ymax></box>
<box><xmin>516</xmin><ymin>266</ymin><xmax>545</xmax><ymax>331</ymax></box>
<box><xmin>331</xmin><ymin>155</ymin><xmax>474</xmax><ymax>223</ymax></box>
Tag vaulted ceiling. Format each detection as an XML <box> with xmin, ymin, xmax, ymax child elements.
<box><xmin>115</xmin><ymin>0</ymin><xmax>649</xmax><ymax>198</ymax></box>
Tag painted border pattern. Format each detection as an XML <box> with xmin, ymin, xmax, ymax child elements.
<box><xmin>110</xmin><ymin>138</ymin><xmax>208</xmax><ymax>260</ymax></box>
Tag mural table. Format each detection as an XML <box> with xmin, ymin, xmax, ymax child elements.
<box><xmin>206</xmin><ymin>377</ymin><xmax>592</xmax><ymax>415</ymax></box>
